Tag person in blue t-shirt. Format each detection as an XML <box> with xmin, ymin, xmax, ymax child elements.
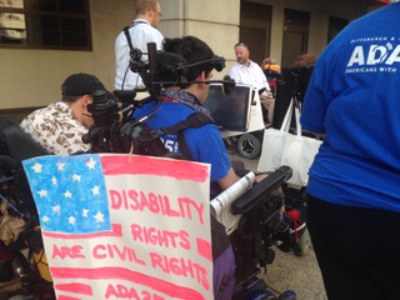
<box><xmin>134</xmin><ymin>36</ymin><xmax>240</xmax><ymax>199</ymax></box>
<box><xmin>301</xmin><ymin>3</ymin><xmax>400</xmax><ymax>300</ymax></box>
<box><xmin>134</xmin><ymin>36</ymin><xmax>239</xmax><ymax>300</ymax></box>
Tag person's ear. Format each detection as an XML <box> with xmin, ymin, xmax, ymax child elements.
<box><xmin>196</xmin><ymin>71</ymin><xmax>207</xmax><ymax>89</ymax></box>
<box><xmin>81</xmin><ymin>95</ymin><xmax>92</xmax><ymax>111</ymax></box>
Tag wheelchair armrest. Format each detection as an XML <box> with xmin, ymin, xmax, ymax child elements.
<box><xmin>231</xmin><ymin>166</ymin><xmax>292</xmax><ymax>215</ymax></box>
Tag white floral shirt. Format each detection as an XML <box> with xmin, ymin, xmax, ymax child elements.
<box><xmin>20</xmin><ymin>101</ymin><xmax>90</xmax><ymax>155</ymax></box>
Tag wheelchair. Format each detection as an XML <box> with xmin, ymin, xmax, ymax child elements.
<box><xmin>0</xmin><ymin>117</ymin><xmax>55</xmax><ymax>299</ymax></box>
<box><xmin>0</xmin><ymin>116</ymin><xmax>297</xmax><ymax>300</ymax></box>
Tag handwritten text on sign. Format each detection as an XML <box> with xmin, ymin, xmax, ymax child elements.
<box><xmin>23</xmin><ymin>154</ymin><xmax>213</xmax><ymax>300</ymax></box>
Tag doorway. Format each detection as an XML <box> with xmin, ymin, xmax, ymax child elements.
<box><xmin>282</xmin><ymin>9</ymin><xmax>310</xmax><ymax>67</ymax></box>
<box><xmin>239</xmin><ymin>1</ymin><xmax>272</xmax><ymax>65</ymax></box>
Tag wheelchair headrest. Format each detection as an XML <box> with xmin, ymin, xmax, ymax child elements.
<box><xmin>0</xmin><ymin>117</ymin><xmax>48</xmax><ymax>162</ymax></box>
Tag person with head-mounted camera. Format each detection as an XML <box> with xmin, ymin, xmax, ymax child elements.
<box><xmin>85</xmin><ymin>36</ymin><xmax>274</xmax><ymax>300</ymax></box>
<box><xmin>132</xmin><ymin>36</ymin><xmax>240</xmax><ymax>300</ymax></box>
<box><xmin>133</xmin><ymin>36</ymin><xmax>241</xmax><ymax>198</ymax></box>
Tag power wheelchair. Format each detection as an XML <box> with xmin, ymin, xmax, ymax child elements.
<box><xmin>0</xmin><ymin>116</ymin><xmax>296</xmax><ymax>300</ymax></box>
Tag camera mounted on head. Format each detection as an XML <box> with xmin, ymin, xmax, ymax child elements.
<box><xmin>129</xmin><ymin>42</ymin><xmax>233</xmax><ymax>97</ymax></box>
<box><xmin>84</xmin><ymin>42</ymin><xmax>235</xmax><ymax>154</ymax></box>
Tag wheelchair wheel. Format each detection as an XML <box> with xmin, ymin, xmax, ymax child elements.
<box><xmin>237</xmin><ymin>134</ymin><xmax>261</xmax><ymax>159</ymax></box>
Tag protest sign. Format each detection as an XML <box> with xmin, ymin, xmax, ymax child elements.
<box><xmin>23</xmin><ymin>154</ymin><xmax>213</xmax><ymax>300</ymax></box>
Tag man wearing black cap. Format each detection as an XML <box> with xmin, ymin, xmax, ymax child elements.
<box><xmin>20</xmin><ymin>73</ymin><xmax>105</xmax><ymax>155</ymax></box>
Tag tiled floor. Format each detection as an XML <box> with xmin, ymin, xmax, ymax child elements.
<box><xmin>228</xmin><ymin>149</ymin><xmax>327</xmax><ymax>300</ymax></box>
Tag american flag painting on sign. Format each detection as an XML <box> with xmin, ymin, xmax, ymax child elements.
<box><xmin>23</xmin><ymin>154</ymin><xmax>213</xmax><ymax>300</ymax></box>
<box><xmin>24</xmin><ymin>155</ymin><xmax>110</xmax><ymax>234</ymax></box>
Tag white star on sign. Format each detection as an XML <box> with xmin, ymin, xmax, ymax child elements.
<box><xmin>72</xmin><ymin>174</ymin><xmax>81</xmax><ymax>182</ymax></box>
<box><xmin>32</xmin><ymin>163</ymin><xmax>42</xmax><ymax>174</ymax></box>
<box><xmin>52</xmin><ymin>205</ymin><xmax>61</xmax><ymax>214</ymax></box>
<box><xmin>57</xmin><ymin>162</ymin><xmax>65</xmax><ymax>171</ymax></box>
<box><xmin>42</xmin><ymin>216</ymin><xmax>50</xmax><ymax>223</ymax></box>
<box><xmin>94</xmin><ymin>211</ymin><xmax>104</xmax><ymax>223</ymax></box>
<box><xmin>91</xmin><ymin>185</ymin><xmax>100</xmax><ymax>195</ymax></box>
<box><xmin>82</xmin><ymin>209</ymin><xmax>89</xmax><ymax>218</ymax></box>
<box><xmin>51</xmin><ymin>176</ymin><xmax>58</xmax><ymax>186</ymax></box>
<box><xmin>38</xmin><ymin>190</ymin><xmax>48</xmax><ymax>198</ymax></box>
<box><xmin>64</xmin><ymin>190</ymin><xmax>72</xmax><ymax>199</ymax></box>
<box><xmin>68</xmin><ymin>216</ymin><xmax>76</xmax><ymax>225</ymax></box>
<box><xmin>86</xmin><ymin>157</ymin><xmax>96</xmax><ymax>170</ymax></box>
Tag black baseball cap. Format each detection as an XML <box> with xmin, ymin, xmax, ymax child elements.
<box><xmin>61</xmin><ymin>73</ymin><xmax>105</xmax><ymax>96</ymax></box>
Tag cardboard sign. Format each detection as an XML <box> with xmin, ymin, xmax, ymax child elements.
<box><xmin>23</xmin><ymin>154</ymin><xmax>213</xmax><ymax>300</ymax></box>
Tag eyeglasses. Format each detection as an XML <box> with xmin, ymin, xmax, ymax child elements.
<box><xmin>152</xmin><ymin>9</ymin><xmax>162</xmax><ymax>17</ymax></box>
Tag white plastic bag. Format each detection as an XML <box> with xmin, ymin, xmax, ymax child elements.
<box><xmin>258</xmin><ymin>99</ymin><xmax>294</xmax><ymax>172</ymax></box>
<box><xmin>258</xmin><ymin>99</ymin><xmax>322</xmax><ymax>187</ymax></box>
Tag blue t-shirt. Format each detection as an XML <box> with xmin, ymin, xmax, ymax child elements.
<box><xmin>133</xmin><ymin>98</ymin><xmax>232</xmax><ymax>198</ymax></box>
<box><xmin>301</xmin><ymin>3</ymin><xmax>400</xmax><ymax>213</ymax></box>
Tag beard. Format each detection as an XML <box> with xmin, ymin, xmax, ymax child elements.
<box><xmin>237</xmin><ymin>57</ymin><xmax>248</xmax><ymax>65</ymax></box>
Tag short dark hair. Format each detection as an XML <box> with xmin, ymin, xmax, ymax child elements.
<box><xmin>163</xmin><ymin>36</ymin><xmax>215</xmax><ymax>82</ymax></box>
<box><xmin>61</xmin><ymin>73</ymin><xmax>104</xmax><ymax>98</ymax></box>
<box><xmin>61</xmin><ymin>95</ymin><xmax>81</xmax><ymax>103</ymax></box>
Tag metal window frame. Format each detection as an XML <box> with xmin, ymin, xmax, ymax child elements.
<box><xmin>0</xmin><ymin>0</ymin><xmax>92</xmax><ymax>51</ymax></box>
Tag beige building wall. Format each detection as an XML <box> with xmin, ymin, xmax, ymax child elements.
<box><xmin>0</xmin><ymin>0</ymin><xmax>135</xmax><ymax>110</ymax></box>
<box><xmin>245</xmin><ymin>0</ymin><xmax>373</xmax><ymax>65</ymax></box>
<box><xmin>159</xmin><ymin>0</ymin><xmax>240</xmax><ymax>79</ymax></box>
<box><xmin>0</xmin><ymin>0</ymin><xmax>386</xmax><ymax>110</ymax></box>
<box><xmin>0</xmin><ymin>0</ymin><xmax>240</xmax><ymax>110</ymax></box>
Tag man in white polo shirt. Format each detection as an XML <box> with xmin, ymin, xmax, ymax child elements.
<box><xmin>228</xmin><ymin>42</ymin><xmax>274</xmax><ymax>122</ymax></box>
<box><xmin>115</xmin><ymin>0</ymin><xmax>164</xmax><ymax>90</ymax></box>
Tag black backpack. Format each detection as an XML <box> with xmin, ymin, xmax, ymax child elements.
<box><xmin>120</xmin><ymin>112</ymin><xmax>214</xmax><ymax>160</ymax></box>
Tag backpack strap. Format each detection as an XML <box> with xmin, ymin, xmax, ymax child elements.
<box><xmin>176</xmin><ymin>113</ymin><xmax>214</xmax><ymax>160</ymax></box>
<box><xmin>139</xmin><ymin>112</ymin><xmax>214</xmax><ymax>160</ymax></box>
<box><xmin>122</xmin><ymin>20</ymin><xmax>148</xmax><ymax>55</ymax></box>
<box><xmin>164</xmin><ymin>113</ymin><xmax>214</xmax><ymax>135</ymax></box>
<box><xmin>177</xmin><ymin>133</ymin><xmax>192</xmax><ymax>160</ymax></box>
<box><xmin>140</xmin><ymin>113</ymin><xmax>214</xmax><ymax>142</ymax></box>
<box><xmin>123</xmin><ymin>26</ymin><xmax>134</xmax><ymax>55</ymax></box>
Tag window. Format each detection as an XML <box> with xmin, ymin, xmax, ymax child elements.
<box><xmin>0</xmin><ymin>0</ymin><xmax>91</xmax><ymax>50</ymax></box>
